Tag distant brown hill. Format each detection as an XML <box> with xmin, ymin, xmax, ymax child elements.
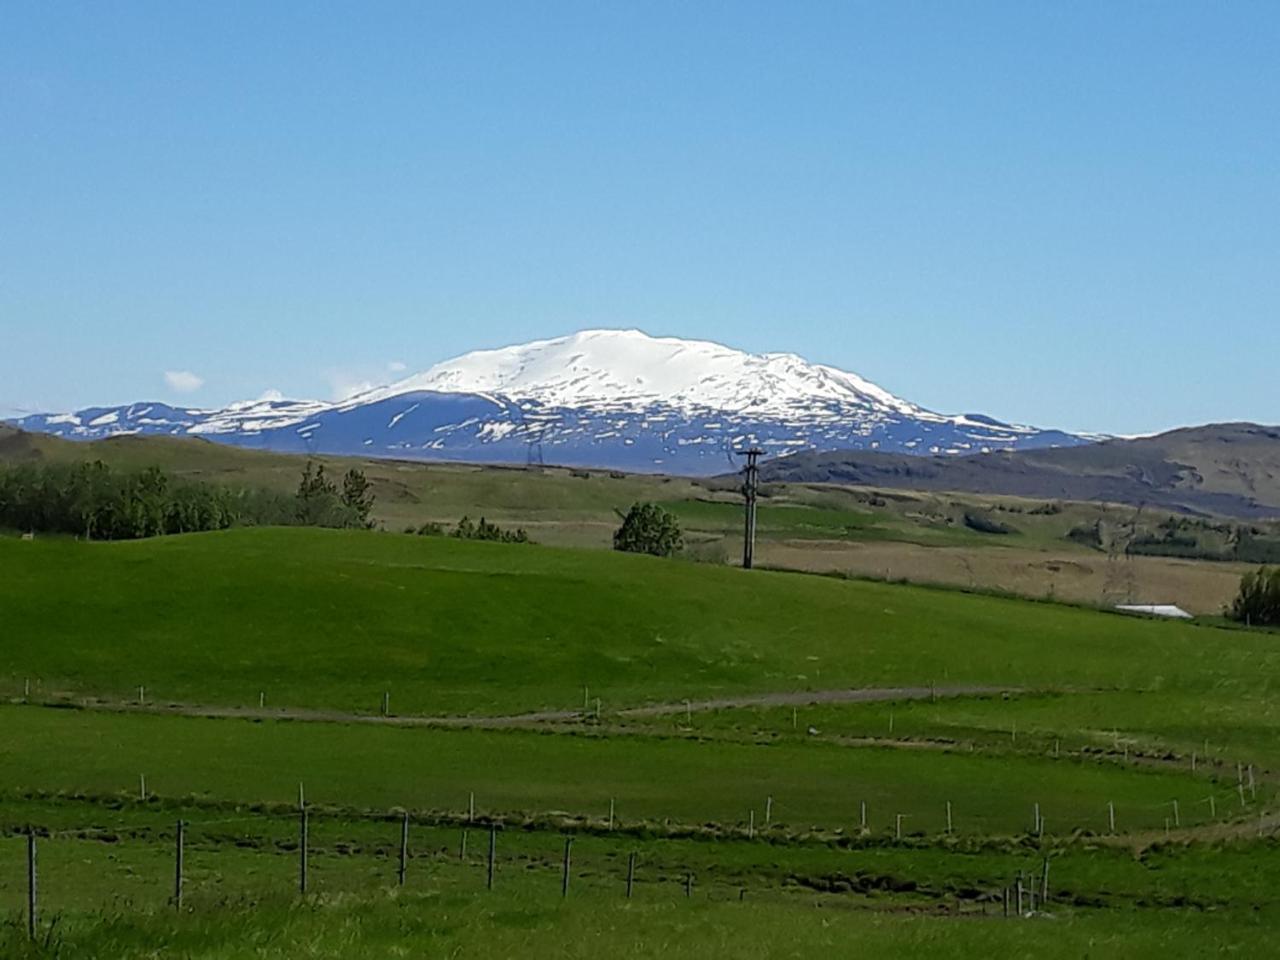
<box><xmin>751</xmin><ymin>423</ymin><xmax>1280</xmax><ymax>519</ymax></box>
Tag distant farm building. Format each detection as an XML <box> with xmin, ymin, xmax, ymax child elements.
<box><xmin>1115</xmin><ymin>604</ymin><xmax>1193</xmax><ymax>620</ymax></box>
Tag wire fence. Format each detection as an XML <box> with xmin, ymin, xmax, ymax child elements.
<box><xmin>5</xmin><ymin>785</ymin><xmax>1278</xmax><ymax>943</ymax></box>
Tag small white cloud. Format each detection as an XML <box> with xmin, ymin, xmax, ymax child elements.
<box><xmin>164</xmin><ymin>370</ymin><xmax>204</xmax><ymax>393</ymax></box>
<box><xmin>387</xmin><ymin>361</ymin><xmax>407</xmax><ymax>373</ymax></box>
<box><xmin>258</xmin><ymin>388</ymin><xmax>285</xmax><ymax>402</ymax></box>
<box><xmin>327</xmin><ymin>373</ymin><xmax>375</xmax><ymax>401</ymax></box>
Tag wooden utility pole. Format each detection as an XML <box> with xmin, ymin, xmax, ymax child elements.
<box><xmin>739</xmin><ymin>448</ymin><xmax>763</xmax><ymax>569</ymax></box>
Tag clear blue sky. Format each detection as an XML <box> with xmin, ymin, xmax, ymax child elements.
<box><xmin>2</xmin><ymin>2</ymin><xmax>1276</xmax><ymax>434</ymax></box>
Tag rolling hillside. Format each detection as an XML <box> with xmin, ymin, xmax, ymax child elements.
<box><xmin>753</xmin><ymin>423</ymin><xmax>1280</xmax><ymax>519</ymax></box>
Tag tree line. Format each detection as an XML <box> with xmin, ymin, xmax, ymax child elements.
<box><xmin>0</xmin><ymin>460</ymin><xmax>375</xmax><ymax>540</ymax></box>
<box><xmin>1232</xmin><ymin>566</ymin><xmax>1280</xmax><ymax>627</ymax></box>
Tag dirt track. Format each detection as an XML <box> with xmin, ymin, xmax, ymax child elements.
<box><xmin>23</xmin><ymin>684</ymin><xmax>1019</xmax><ymax>730</ymax></box>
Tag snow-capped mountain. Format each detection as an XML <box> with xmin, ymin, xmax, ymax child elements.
<box><xmin>10</xmin><ymin>329</ymin><xmax>1091</xmax><ymax>472</ymax></box>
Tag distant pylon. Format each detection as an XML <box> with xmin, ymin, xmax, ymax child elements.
<box><xmin>526</xmin><ymin>436</ymin><xmax>544</xmax><ymax>468</ymax></box>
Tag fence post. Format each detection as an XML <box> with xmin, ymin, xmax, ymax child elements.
<box><xmin>174</xmin><ymin>819</ymin><xmax>185</xmax><ymax>909</ymax></box>
<box><xmin>626</xmin><ymin>852</ymin><xmax>636</xmax><ymax>898</ymax></box>
<box><xmin>685</xmin><ymin>872</ymin><xmax>693</xmax><ymax>898</ymax></box>
<box><xmin>27</xmin><ymin>830</ymin><xmax>37</xmax><ymax>941</ymax></box>
<box><xmin>460</xmin><ymin>829</ymin><xmax>468</xmax><ymax>861</ymax></box>
<box><xmin>398</xmin><ymin>813</ymin><xmax>409</xmax><ymax>886</ymax></box>
<box><xmin>946</xmin><ymin>801</ymin><xmax>953</xmax><ymax>835</ymax></box>
<box><xmin>561</xmin><ymin>838</ymin><xmax>573</xmax><ymax>897</ymax></box>
<box><xmin>765</xmin><ymin>796</ymin><xmax>773</xmax><ymax>826</ymax></box>
<box><xmin>609</xmin><ymin>798</ymin><xmax>615</xmax><ymax>831</ymax></box>
<box><xmin>1041</xmin><ymin>857</ymin><xmax>1050</xmax><ymax>904</ymax></box>
<box><xmin>299</xmin><ymin>805</ymin><xmax>309</xmax><ymax>895</ymax></box>
<box><xmin>1108</xmin><ymin>801</ymin><xmax>1115</xmax><ymax>834</ymax></box>
<box><xmin>487</xmin><ymin>826</ymin><xmax>497</xmax><ymax>891</ymax></box>
<box><xmin>860</xmin><ymin>800</ymin><xmax>867</xmax><ymax>832</ymax></box>
<box><xmin>1172</xmin><ymin>799</ymin><xmax>1180</xmax><ymax>827</ymax></box>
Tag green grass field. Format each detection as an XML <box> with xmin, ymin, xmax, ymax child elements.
<box><xmin>4</xmin><ymin>529</ymin><xmax>1274</xmax><ymax>715</ymax></box>
<box><xmin>2</xmin><ymin>526</ymin><xmax>1277</xmax><ymax>955</ymax></box>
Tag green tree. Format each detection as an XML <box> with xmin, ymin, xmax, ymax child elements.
<box><xmin>294</xmin><ymin>461</ymin><xmax>343</xmax><ymax>527</ymax></box>
<box><xmin>613</xmin><ymin>502</ymin><xmax>683</xmax><ymax>557</ymax></box>
<box><xmin>1230</xmin><ymin>566</ymin><xmax>1280</xmax><ymax>627</ymax></box>
<box><xmin>340</xmin><ymin>469</ymin><xmax>376</xmax><ymax>528</ymax></box>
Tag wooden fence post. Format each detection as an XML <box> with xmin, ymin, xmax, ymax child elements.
<box><xmin>487</xmin><ymin>826</ymin><xmax>497</xmax><ymax>891</ymax></box>
<box><xmin>626</xmin><ymin>852</ymin><xmax>636</xmax><ymax>898</ymax></box>
<box><xmin>561</xmin><ymin>838</ymin><xmax>572</xmax><ymax>897</ymax></box>
<box><xmin>1108</xmin><ymin>801</ymin><xmax>1115</xmax><ymax>834</ymax></box>
<box><xmin>398</xmin><ymin>813</ymin><xmax>409</xmax><ymax>886</ymax></box>
<box><xmin>299</xmin><ymin>805</ymin><xmax>309</xmax><ymax>895</ymax></box>
<box><xmin>946</xmin><ymin>801</ymin><xmax>953</xmax><ymax>835</ymax></box>
<box><xmin>174</xmin><ymin>819</ymin><xmax>185</xmax><ymax>909</ymax></box>
<box><xmin>1041</xmin><ymin>858</ymin><xmax>1050</xmax><ymax>904</ymax></box>
<box><xmin>27</xmin><ymin>830</ymin><xmax>37</xmax><ymax>941</ymax></box>
<box><xmin>685</xmin><ymin>872</ymin><xmax>693</xmax><ymax>898</ymax></box>
<box><xmin>460</xmin><ymin>829</ymin><xmax>468</xmax><ymax>861</ymax></box>
<box><xmin>765</xmin><ymin>796</ymin><xmax>773</xmax><ymax>826</ymax></box>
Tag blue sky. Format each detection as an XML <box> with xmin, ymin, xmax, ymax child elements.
<box><xmin>2</xmin><ymin>1</ymin><xmax>1276</xmax><ymax>434</ymax></box>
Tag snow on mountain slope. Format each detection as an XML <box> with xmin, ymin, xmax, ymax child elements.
<box><xmin>351</xmin><ymin>329</ymin><xmax>921</xmax><ymax>418</ymax></box>
<box><xmin>8</xmin><ymin>329</ymin><xmax>1092</xmax><ymax>472</ymax></box>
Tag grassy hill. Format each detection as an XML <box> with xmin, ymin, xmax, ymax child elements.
<box><xmin>2</xmin><ymin>425</ymin><xmax>1266</xmax><ymax>614</ymax></box>
<box><xmin>2</xmin><ymin>527</ymin><xmax>1271</xmax><ymax>715</ymax></box>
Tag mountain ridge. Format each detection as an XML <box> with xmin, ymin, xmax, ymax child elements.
<box><xmin>9</xmin><ymin>329</ymin><xmax>1090</xmax><ymax>473</ymax></box>
<box><xmin>749</xmin><ymin>422</ymin><xmax>1280</xmax><ymax>519</ymax></box>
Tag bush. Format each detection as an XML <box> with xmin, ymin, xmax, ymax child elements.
<box><xmin>1065</xmin><ymin>522</ymin><xmax>1102</xmax><ymax>549</ymax></box>
<box><xmin>613</xmin><ymin>502</ymin><xmax>683</xmax><ymax>557</ymax></box>
<box><xmin>962</xmin><ymin>511</ymin><xmax>1016</xmax><ymax>535</ymax></box>
<box><xmin>1230</xmin><ymin>567</ymin><xmax>1280</xmax><ymax>627</ymax></box>
<box><xmin>452</xmin><ymin>516</ymin><xmax>531</xmax><ymax>543</ymax></box>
